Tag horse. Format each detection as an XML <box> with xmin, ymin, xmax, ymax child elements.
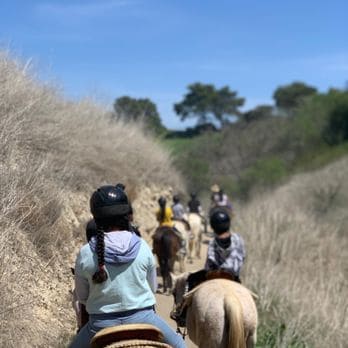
<box><xmin>187</xmin><ymin>213</ymin><xmax>203</xmax><ymax>262</ymax></box>
<box><xmin>152</xmin><ymin>226</ymin><xmax>182</xmax><ymax>294</ymax></box>
<box><xmin>172</xmin><ymin>219</ymin><xmax>189</xmax><ymax>272</ymax></box>
<box><xmin>172</xmin><ymin>272</ymin><xmax>258</xmax><ymax>348</ymax></box>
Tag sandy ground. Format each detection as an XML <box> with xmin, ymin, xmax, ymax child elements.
<box><xmin>154</xmin><ymin>234</ymin><xmax>211</xmax><ymax>348</ymax></box>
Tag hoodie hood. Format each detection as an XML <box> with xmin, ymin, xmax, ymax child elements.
<box><xmin>89</xmin><ymin>230</ymin><xmax>141</xmax><ymax>264</ymax></box>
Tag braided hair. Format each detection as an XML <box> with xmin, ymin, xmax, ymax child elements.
<box><xmin>92</xmin><ymin>215</ymin><xmax>131</xmax><ymax>284</ymax></box>
<box><xmin>89</xmin><ymin>185</ymin><xmax>131</xmax><ymax>284</ymax></box>
<box><xmin>158</xmin><ymin>197</ymin><xmax>166</xmax><ymax>223</ymax></box>
<box><xmin>92</xmin><ymin>224</ymin><xmax>108</xmax><ymax>283</ymax></box>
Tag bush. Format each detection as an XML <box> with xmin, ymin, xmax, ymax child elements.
<box><xmin>238</xmin><ymin>157</ymin><xmax>287</xmax><ymax>199</ymax></box>
<box><xmin>323</xmin><ymin>93</ymin><xmax>348</xmax><ymax>145</ymax></box>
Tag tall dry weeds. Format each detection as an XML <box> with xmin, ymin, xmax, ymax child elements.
<box><xmin>237</xmin><ymin>158</ymin><xmax>348</xmax><ymax>347</ymax></box>
<box><xmin>0</xmin><ymin>51</ymin><xmax>184</xmax><ymax>347</ymax></box>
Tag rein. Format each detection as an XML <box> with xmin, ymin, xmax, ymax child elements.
<box><xmin>173</xmin><ymin>281</ymin><xmax>190</xmax><ymax>340</ymax></box>
<box><xmin>176</xmin><ymin>326</ymin><xmax>187</xmax><ymax>340</ymax></box>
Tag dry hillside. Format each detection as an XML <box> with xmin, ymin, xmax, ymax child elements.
<box><xmin>0</xmin><ymin>52</ymin><xmax>185</xmax><ymax>347</ymax></box>
<box><xmin>237</xmin><ymin>157</ymin><xmax>348</xmax><ymax>347</ymax></box>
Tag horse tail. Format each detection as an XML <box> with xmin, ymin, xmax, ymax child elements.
<box><xmin>224</xmin><ymin>292</ymin><xmax>245</xmax><ymax>348</ymax></box>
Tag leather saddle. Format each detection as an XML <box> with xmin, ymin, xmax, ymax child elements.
<box><xmin>90</xmin><ymin>323</ymin><xmax>172</xmax><ymax>348</ymax></box>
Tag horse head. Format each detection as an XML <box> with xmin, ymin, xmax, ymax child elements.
<box><xmin>171</xmin><ymin>272</ymin><xmax>189</xmax><ymax>305</ymax></box>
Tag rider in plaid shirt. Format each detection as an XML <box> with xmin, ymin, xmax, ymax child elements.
<box><xmin>205</xmin><ymin>209</ymin><xmax>245</xmax><ymax>282</ymax></box>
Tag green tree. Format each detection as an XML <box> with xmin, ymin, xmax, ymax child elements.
<box><xmin>243</xmin><ymin>105</ymin><xmax>274</xmax><ymax>123</ymax></box>
<box><xmin>174</xmin><ymin>83</ymin><xmax>245</xmax><ymax>127</ymax></box>
<box><xmin>113</xmin><ymin>96</ymin><xmax>166</xmax><ymax>134</ymax></box>
<box><xmin>273</xmin><ymin>82</ymin><xmax>317</xmax><ymax>111</ymax></box>
<box><xmin>323</xmin><ymin>91</ymin><xmax>348</xmax><ymax>145</ymax></box>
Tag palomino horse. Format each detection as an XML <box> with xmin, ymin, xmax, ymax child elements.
<box><xmin>172</xmin><ymin>273</ymin><xmax>258</xmax><ymax>348</ymax></box>
<box><xmin>152</xmin><ymin>226</ymin><xmax>182</xmax><ymax>294</ymax></box>
<box><xmin>187</xmin><ymin>213</ymin><xmax>202</xmax><ymax>262</ymax></box>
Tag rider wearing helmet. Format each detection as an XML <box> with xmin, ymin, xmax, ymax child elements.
<box><xmin>70</xmin><ymin>185</ymin><xmax>185</xmax><ymax>348</ymax></box>
<box><xmin>171</xmin><ymin>195</ymin><xmax>185</xmax><ymax>221</ymax></box>
<box><xmin>187</xmin><ymin>192</ymin><xmax>203</xmax><ymax>216</ymax></box>
<box><xmin>170</xmin><ymin>209</ymin><xmax>245</xmax><ymax>327</ymax></box>
<box><xmin>156</xmin><ymin>196</ymin><xmax>186</xmax><ymax>255</ymax></box>
<box><xmin>156</xmin><ymin>196</ymin><xmax>174</xmax><ymax>227</ymax></box>
<box><xmin>210</xmin><ymin>185</ymin><xmax>233</xmax><ymax>217</ymax></box>
<box><xmin>205</xmin><ymin>209</ymin><xmax>245</xmax><ymax>282</ymax></box>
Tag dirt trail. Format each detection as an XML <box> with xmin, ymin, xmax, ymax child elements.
<box><xmin>154</xmin><ymin>235</ymin><xmax>211</xmax><ymax>348</ymax></box>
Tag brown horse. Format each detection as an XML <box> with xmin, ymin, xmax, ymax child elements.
<box><xmin>152</xmin><ymin>226</ymin><xmax>181</xmax><ymax>294</ymax></box>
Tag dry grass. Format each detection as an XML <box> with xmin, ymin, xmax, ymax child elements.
<box><xmin>237</xmin><ymin>158</ymin><xmax>348</xmax><ymax>347</ymax></box>
<box><xmin>0</xmin><ymin>51</ymin><xmax>184</xmax><ymax>347</ymax></box>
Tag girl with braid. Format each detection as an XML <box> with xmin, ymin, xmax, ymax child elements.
<box><xmin>70</xmin><ymin>185</ymin><xmax>185</xmax><ymax>348</ymax></box>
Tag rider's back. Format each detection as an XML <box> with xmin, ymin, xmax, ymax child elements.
<box><xmin>188</xmin><ymin>198</ymin><xmax>201</xmax><ymax>214</ymax></box>
<box><xmin>75</xmin><ymin>238</ymin><xmax>155</xmax><ymax>314</ymax></box>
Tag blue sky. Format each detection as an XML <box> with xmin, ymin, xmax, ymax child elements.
<box><xmin>1</xmin><ymin>0</ymin><xmax>347</xmax><ymax>129</ymax></box>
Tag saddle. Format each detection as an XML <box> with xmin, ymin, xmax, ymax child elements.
<box><xmin>90</xmin><ymin>323</ymin><xmax>172</xmax><ymax>348</ymax></box>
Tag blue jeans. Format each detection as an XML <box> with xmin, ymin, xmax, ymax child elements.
<box><xmin>69</xmin><ymin>307</ymin><xmax>186</xmax><ymax>348</ymax></box>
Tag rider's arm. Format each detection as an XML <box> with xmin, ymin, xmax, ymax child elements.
<box><xmin>74</xmin><ymin>250</ymin><xmax>89</xmax><ymax>305</ymax></box>
<box><xmin>145</xmin><ymin>243</ymin><xmax>158</xmax><ymax>293</ymax></box>
<box><xmin>146</xmin><ymin>265</ymin><xmax>157</xmax><ymax>293</ymax></box>
<box><xmin>74</xmin><ymin>274</ymin><xmax>89</xmax><ymax>305</ymax></box>
<box><xmin>204</xmin><ymin>241</ymin><xmax>217</xmax><ymax>270</ymax></box>
<box><xmin>198</xmin><ymin>205</ymin><xmax>203</xmax><ymax>215</ymax></box>
<box><xmin>226</xmin><ymin>234</ymin><xmax>246</xmax><ymax>276</ymax></box>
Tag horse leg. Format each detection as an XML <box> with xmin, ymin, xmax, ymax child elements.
<box><xmin>195</xmin><ymin>233</ymin><xmax>201</xmax><ymax>259</ymax></box>
<box><xmin>179</xmin><ymin>254</ymin><xmax>185</xmax><ymax>273</ymax></box>
<box><xmin>159</xmin><ymin>259</ymin><xmax>168</xmax><ymax>293</ymax></box>
<box><xmin>188</xmin><ymin>239</ymin><xmax>194</xmax><ymax>263</ymax></box>
<box><xmin>246</xmin><ymin>332</ymin><xmax>256</xmax><ymax>348</ymax></box>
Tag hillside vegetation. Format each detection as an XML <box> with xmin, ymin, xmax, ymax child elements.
<box><xmin>165</xmin><ymin>87</ymin><xmax>348</xmax><ymax>200</ymax></box>
<box><xmin>0</xmin><ymin>52</ymin><xmax>184</xmax><ymax>347</ymax></box>
<box><xmin>238</xmin><ymin>157</ymin><xmax>348</xmax><ymax>347</ymax></box>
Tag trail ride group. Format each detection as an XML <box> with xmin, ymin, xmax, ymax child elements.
<box><xmin>70</xmin><ymin>183</ymin><xmax>258</xmax><ymax>348</ymax></box>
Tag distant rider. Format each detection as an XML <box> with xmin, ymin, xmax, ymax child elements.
<box><xmin>210</xmin><ymin>184</ymin><xmax>233</xmax><ymax>216</ymax></box>
<box><xmin>156</xmin><ymin>196</ymin><xmax>186</xmax><ymax>255</ymax></box>
<box><xmin>187</xmin><ymin>192</ymin><xmax>203</xmax><ymax>216</ymax></box>
<box><xmin>205</xmin><ymin>209</ymin><xmax>244</xmax><ymax>282</ymax></box>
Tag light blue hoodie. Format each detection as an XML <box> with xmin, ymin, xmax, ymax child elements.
<box><xmin>74</xmin><ymin>230</ymin><xmax>157</xmax><ymax>314</ymax></box>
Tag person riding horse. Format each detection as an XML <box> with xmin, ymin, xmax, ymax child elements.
<box><xmin>210</xmin><ymin>184</ymin><xmax>233</xmax><ymax>217</ymax></box>
<box><xmin>156</xmin><ymin>196</ymin><xmax>186</xmax><ymax>255</ymax></box>
<box><xmin>70</xmin><ymin>185</ymin><xmax>185</xmax><ymax>348</ymax></box>
<box><xmin>171</xmin><ymin>209</ymin><xmax>245</xmax><ymax>326</ymax></box>
<box><xmin>187</xmin><ymin>192</ymin><xmax>203</xmax><ymax>217</ymax></box>
<box><xmin>171</xmin><ymin>195</ymin><xmax>190</xmax><ymax>231</ymax></box>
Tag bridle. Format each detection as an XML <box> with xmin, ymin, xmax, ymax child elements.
<box><xmin>176</xmin><ymin>326</ymin><xmax>187</xmax><ymax>340</ymax></box>
<box><xmin>172</xmin><ymin>281</ymin><xmax>189</xmax><ymax>340</ymax></box>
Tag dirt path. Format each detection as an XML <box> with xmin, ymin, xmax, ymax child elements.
<box><xmin>154</xmin><ymin>234</ymin><xmax>211</xmax><ymax>348</ymax></box>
